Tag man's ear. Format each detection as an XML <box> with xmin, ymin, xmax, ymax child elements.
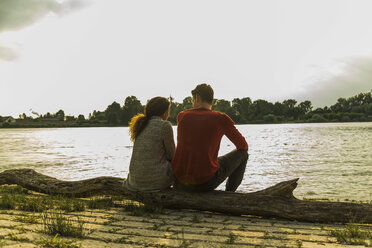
<box><xmin>194</xmin><ymin>95</ymin><xmax>201</xmax><ymax>104</ymax></box>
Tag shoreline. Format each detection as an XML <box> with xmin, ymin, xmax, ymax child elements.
<box><xmin>0</xmin><ymin>186</ymin><xmax>371</xmax><ymax>247</ymax></box>
<box><xmin>1</xmin><ymin>120</ymin><xmax>372</xmax><ymax>129</ymax></box>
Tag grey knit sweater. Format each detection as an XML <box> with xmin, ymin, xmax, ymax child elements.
<box><xmin>124</xmin><ymin>116</ymin><xmax>175</xmax><ymax>192</ymax></box>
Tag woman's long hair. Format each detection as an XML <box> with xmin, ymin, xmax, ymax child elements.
<box><xmin>129</xmin><ymin>97</ymin><xmax>170</xmax><ymax>142</ymax></box>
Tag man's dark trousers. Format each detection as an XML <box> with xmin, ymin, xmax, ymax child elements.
<box><xmin>175</xmin><ymin>149</ymin><xmax>249</xmax><ymax>192</ymax></box>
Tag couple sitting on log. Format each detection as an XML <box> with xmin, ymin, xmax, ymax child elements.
<box><xmin>124</xmin><ymin>84</ymin><xmax>249</xmax><ymax>193</ymax></box>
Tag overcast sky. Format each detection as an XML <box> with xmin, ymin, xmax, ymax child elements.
<box><xmin>1</xmin><ymin>0</ymin><xmax>372</xmax><ymax>118</ymax></box>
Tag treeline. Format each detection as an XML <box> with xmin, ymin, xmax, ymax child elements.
<box><xmin>1</xmin><ymin>90</ymin><xmax>371</xmax><ymax>128</ymax></box>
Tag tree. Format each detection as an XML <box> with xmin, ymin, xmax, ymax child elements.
<box><xmin>55</xmin><ymin>110</ymin><xmax>65</xmax><ymax>121</ymax></box>
<box><xmin>105</xmin><ymin>101</ymin><xmax>121</xmax><ymax>125</ymax></box>
<box><xmin>282</xmin><ymin>99</ymin><xmax>298</xmax><ymax>120</ymax></box>
<box><xmin>77</xmin><ymin>115</ymin><xmax>85</xmax><ymax>121</ymax></box>
<box><xmin>232</xmin><ymin>97</ymin><xmax>252</xmax><ymax>123</ymax></box>
<box><xmin>213</xmin><ymin>99</ymin><xmax>238</xmax><ymax>122</ymax></box>
<box><xmin>76</xmin><ymin>114</ymin><xmax>85</xmax><ymax>125</ymax></box>
<box><xmin>169</xmin><ymin>102</ymin><xmax>183</xmax><ymax>124</ymax></box>
<box><xmin>121</xmin><ymin>96</ymin><xmax>144</xmax><ymax>125</ymax></box>
<box><xmin>65</xmin><ymin>116</ymin><xmax>76</xmax><ymax>122</ymax></box>
<box><xmin>298</xmin><ymin>100</ymin><xmax>313</xmax><ymax>118</ymax></box>
<box><xmin>272</xmin><ymin>102</ymin><xmax>284</xmax><ymax>117</ymax></box>
<box><xmin>250</xmin><ymin>99</ymin><xmax>273</xmax><ymax>121</ymax></box>
<box><xmin>91</xmin><ymin>110</ymin><xmax>106</xmax><ymax>121</ymax></box>
<box><xmin>181</xmin><ymin>97</ymin><xmax>193</xmax><ymax>110</ymax></box>
<box><xmin>330</xmin><ymin>98</ymin><xmax>349</xmax><ymax>113</ymax></box>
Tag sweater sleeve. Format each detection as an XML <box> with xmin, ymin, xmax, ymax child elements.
<box><xmin>222</xmin><ymin>115</ymin><xmax>248</xmax><ymax>151</ymax></box>
<box><xmin>162</xmin><ymin>121</ymin><xmax>176</xmax><ymax>161</ymax></box>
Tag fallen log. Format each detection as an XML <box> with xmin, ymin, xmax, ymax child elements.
<box><xmin>0</xmin><ymin>169</ymin><xmax>371</xmax><ymax>224</ymax></box>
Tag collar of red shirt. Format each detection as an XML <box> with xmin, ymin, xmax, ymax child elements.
<box><xmin>192</xmin><ymin>107</ymin><xmax>211</xmax><ymax>111</ymax></box>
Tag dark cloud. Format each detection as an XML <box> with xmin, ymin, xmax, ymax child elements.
<box><xmin>295</xmin><ymin>56</ymin><xmax>372</xmax><ymax>107</ymax></box>
<box><xmin>0</xmin><ymin>0</ymin><xmax>90</xmax><ymax>61</ymax></box>
<box><xmin>0</xmin><ymin>0</ymin><xmax>89</xmax><ymax>32</ymax></box>
<box><xmin>0</xmin><ymin>45</ymin><xmax>19</xmax><ymax>61</ymax></box>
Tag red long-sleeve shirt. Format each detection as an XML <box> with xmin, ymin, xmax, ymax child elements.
<box><xmin>172</xmin><ymin>107</ymin><xmax>248</xmax><ymax>185</ymax></box>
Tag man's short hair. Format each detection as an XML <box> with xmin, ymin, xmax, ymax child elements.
<box><xmin>191</xmin><ymin>84</ymin><xmax>214</xmax><ymax>104</ymax></box>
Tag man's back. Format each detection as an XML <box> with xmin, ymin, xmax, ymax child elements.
<box><xmin>172</xmin><ymin>107</ymin><xmax>248</xmax><ymax>185</ymax></box>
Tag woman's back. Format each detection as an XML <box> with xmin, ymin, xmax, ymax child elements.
<box><xmin>125</xmin><ymin>116</ymin><xmax>175</xmax><ymax>191</ymax></box>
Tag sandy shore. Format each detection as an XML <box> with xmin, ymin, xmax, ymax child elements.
<box><xmin>0</xmin><ymin>189</ymin><xmax>371</xmax><ymax>248</ymax></box>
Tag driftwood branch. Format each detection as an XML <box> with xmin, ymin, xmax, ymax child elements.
<box><xmin>0</xmin><ymin>169</ymin><xmax>371</xmax><ymax>224</ymax></box>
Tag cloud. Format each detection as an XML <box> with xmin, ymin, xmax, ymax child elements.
<box><xmin>295</xmin><ymin>55</ymin><xmax>372</xmax><ymax>107</ymax></box>
<box><xmin>0</xmin><ymin>0</ymin><xmax>90</xmax><ymax>32</ymax></box>
<box><xmin>0</xmin><ymin>0</ymin><xmax>90</xmax><ymax>61</ymax></box>
<box><xmin>0</xmin><ymin>45</ymin><xmax>20</xmax><ymax>61</ymax></box>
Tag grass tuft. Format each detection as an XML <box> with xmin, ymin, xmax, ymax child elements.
<box><xmin>19</xmin><ymin>197</ymin><xmax>49</xmax><ymax>212</ymax></box>
<box><xmin>122</xmin><ymin>201</ymin><xmax>161</xmax><ymax>217</ymax></box>
<box><xmin>191</xmin><ymin>214</ymin><xmax>202</xmax><ymax>223</ymax></box>
<box><xmin>8</xmin><ymin>232</ymin><xmax>30</xmax><ymax>242</ymax></box>
<box><xmin>0</xmin><ymin>193</ymin><xmax>50</xmax><ymax>212</ymax></box>
<box><xmin>42</xmin><ymin>212</ymin><xmax>85</xmax><ymax>238</ymax></box>
<box><xmin>226</xmin><ymin>232</ymin><xmax>238</xmax><ymax>244</ymax></box>
<box><xmin>0</xmin><ymin>194</ymin><xmax>17</xmax><ymax>209</ymax></box>
<box><xmin>87</xmin><ymin>197</ymin><xmax>115</xmax><ymax>209</ymax></box>
<box><xmin>0</xmin><ymin>185</ymin><xmax>29</xmax><ymax>194</ymax></box>
<box><xmin>36</xmin><ymin>234</ymin><xmax>81</xmax><ymax>248</ymax></box>
<box><xmin>14</xmin><ymin>214</ymin><xmax>39</xmax><ymax>224</ymax></box>
<box><xmin>58</xmin><ymin>197</ymin><xmax>86</xmax><ymax>212</ymax></box>
<box><xmin>329</xmin><ymin>223</ymin><xmax>372</xmax><ymax>246</ymax></box>
<box><xmin>178</xmin><ymin>240</ymin><xmax>192</xmax><ymax>248</ymax></box>
<box><xmin>296</xmin><ymin>239</ymin><xmax>303</xmax><ymax>248</ymax></box>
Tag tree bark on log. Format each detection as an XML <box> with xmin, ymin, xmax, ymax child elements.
<box><xmin>0</xmin><ymin>169</ymin><xmax>371</xmax><ymax>224</ymax></box>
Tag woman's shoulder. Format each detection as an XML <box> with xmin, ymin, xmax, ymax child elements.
<box><xmin>159</xmin><ymin>120</ymin><xmax>173</xmax><ymax>136</ymax></box>
<box><xmin>146</xmin><ymin>117</ymin><xmax>172</xmax><ymax>132</ymax></box>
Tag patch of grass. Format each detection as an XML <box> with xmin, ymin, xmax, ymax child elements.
<box><xmin>18</xmin><ymin>197</ymin><xmax>49</xmax><ymax>212</ymax></box>
<box><xmin>226</xmin><ymin>232</ymin><xmax>238</xmax><ymax>244</ymax></box>
<box><xmin>238</xmin><ymin>224</ymin><xmax>246</xmax><ymax>231</ymax></box>
<box><xmin>0</xmin><ymin>194</ymin><xmax>17</xmax><ymax>209</ymax></box>
<box><xmin>14</xmin><ymin>214</ymin><xmax>39</xmax><ymax>224</ymax></box>
<box><xmin>151</xmin><ymin>223</ymin><xmax>161</xmax><ymax>231</ymax></box>
<box><xmin>58</xmin><ymin>197</ymin><xmax>85</xmax><ymax>212</ymax></box>
<box><xmin>329</xmin><ymin>223</ymin><xmax>372</xmax><ymax>246</ymax></box>
<box><xmin>107</xmin><ymin>227</ymin><xmax>120</xmax><ymax>233</ymax></box>
<box><xmin>8</xmin><ymin>232</ymin><xmax>30</xmax><ymax>242</ymax></box>
<box><xmin>0</xmin><ymin>240</ymin><xmax>5</xmax><ymax>248</ymax></box>
<box><xmin>87</xmin><ymin>197</ymin><xmax>115</xmax><ymax>209</ymax></box>
<box><xmin>15</xmin><ymin>225</ymin><xmax>27</xmax><ymax>234</ymax></box>
<box><xmin>0</xmin><ymin>185</ymin><xmax>29</xmax><ymax>194</ymax></box>
<box><xmin>122</xmin><ymin>202</ymin><xmax>161</xmax><ymax>217</ymax></box>
<box><xmin>36</xmin><ymin>234</ymin><xmax>81</xmax><ymax>248</ymax></box>
<box><xmin>263</xmin><ymin>231</ymin><xmax>271</xmax><ymax>239</ymax></box>
<box><xmin>0</xmin><ymin>193</ymin><xmax>49</xmax><ymax>212</ymax></box>
<box><xmin>150</xmin><ymin>242</ymin><xmax>168</xmax><ymax>248</ymax></box>
<box><xmin>113</xmin><ymin>236</ymin><xmax>128</xmax><ymax>244</ymax></box>
<box><xmin>42</xmin><ymin>212</ymin><xmax>85</xmax><ymax>238</ymax></box>
<box><xmin>178</xmin><ymin>240</ymin><xmax>192</xmax><ymax>248</ymax></box>
<box><xmin>191</xmin><ymin>214</ymin><xmax>202</xmax><ymax>223</ymax></box>
<box><xmin>296</xmin><ymin>239</ymin><xmax>303</xmax><ymax>248</ymax></box>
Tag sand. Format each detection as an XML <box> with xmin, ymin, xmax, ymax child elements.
<box><xmin>1</xmin><ymin>202</ymin><xmax>371</xmax><ymax>248</ymax></box>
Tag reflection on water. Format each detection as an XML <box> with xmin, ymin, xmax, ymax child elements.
<box><xmin>0</xmin><ymin>123</ymin><xmax>371</xmax><ymax>201</ymax></box>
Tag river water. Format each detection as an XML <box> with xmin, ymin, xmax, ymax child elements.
<box><xmin>0</xmin><ymin>123</ymin><xmax>371</xmax><ymax>201</ymax></box>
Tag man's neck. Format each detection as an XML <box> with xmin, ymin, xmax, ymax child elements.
<box><xmin>194</xmin><ymin>102</ymin><xmax>212</xmax><ymax>110</ymax></box>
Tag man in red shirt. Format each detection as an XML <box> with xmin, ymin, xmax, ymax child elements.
<box><xmin>172</xmin><ymin>84</ymin><xmax>249</xmax><ymax>192</ymax></box>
